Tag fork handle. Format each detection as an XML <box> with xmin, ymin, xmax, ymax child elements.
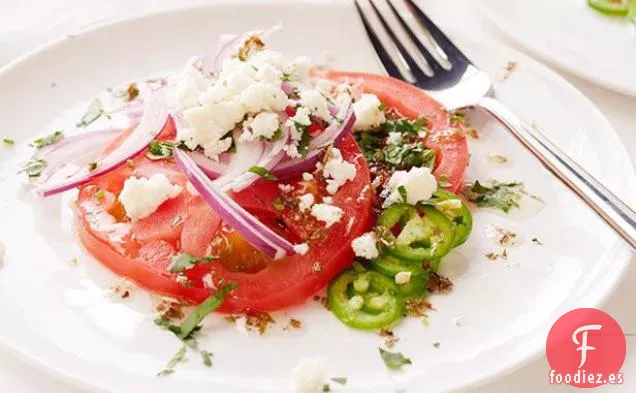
<box><xmin>477</xmin><ymin>97</ymin><xmax>636</xmax><ymax>251</ymax></box>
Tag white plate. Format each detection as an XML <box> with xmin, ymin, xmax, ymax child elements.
<box><xmin>475</xmin><ymin>0</ymin><xmax>636</xmax><ymax>96</ymax></box>
<box><xmin>0</xmin><ymin>1</ymin><xmax>634</xmax><ymax>392</ymax></box>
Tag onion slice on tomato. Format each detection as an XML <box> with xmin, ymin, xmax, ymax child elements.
<box><xmin>174</xmin><ymin>149</ymin><xmax>295</xmax><ymax>260</ymax></box>
<box><xmin>272</xmin><ymin>108</ymin><xmax>356</xmax><ymax>179</ymax></box>
<box><xmin>38</xmin><ymin>88</ymin><xmax>169</xmax><ymax>197</ymax></box>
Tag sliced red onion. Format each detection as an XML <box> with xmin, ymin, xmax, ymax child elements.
<box><xmin>32</xmin><ymin>128</ymin><xmax>125</xmax><ymax>184</ymax></box>
<box><xmin>39</xmin><ymin>88</ymin><xmax>168</xmax><ymax>197</ymax></box>
<box><xmin>272</xmin><ymin>109</ymin><xmax>356</xmax><ymax>179</ymax></box>
<box><xmin>174</xmin><ymin>150</ymin><xmax>294</xmax><ymax>259</ymax></box>
<box><xmin>108</xmin><ymin>102</ymin><xmax>144</xmax><ymax>119</ymax></box>
<box><xmin>201</xmin><ymin>23</ymin><xmax>283</xmax><ymax>75</ymax></box>
<box><xmin>189</xmin><ymin>130</ymin><xmax>265</xmax><ymax>180</ymax></box>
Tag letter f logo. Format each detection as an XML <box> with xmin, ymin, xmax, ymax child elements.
<box><xmin>572</xmin><ymin>324</ymin><xmax>602</xmax><ymax>368</ymax></box>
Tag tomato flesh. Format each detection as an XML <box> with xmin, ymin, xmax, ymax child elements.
<box><xmin>313</xmin><ymin>70</ymin><xmax>468</xmax><ymax>192</ymax></box>
<box><xmin>77</xmin><ymin>129</ymin><xmax>374</xmax><ymax>312</ymax></box>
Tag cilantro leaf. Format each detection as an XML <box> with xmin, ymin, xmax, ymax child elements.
<box><xmin>31</xmin><ymin>130</ymin><xmax>64</xmax><ymax>149</ymax></box>
<box><xmin>3</xmin><ymin>138</ymin><xmax>15</xmax><ymax>146</ymax></box>
<box><xmin>331</xmin><ymin>377</ymin><xmax>348</xmax><ymax>385</ymax></box>
<box><xmin>383</xmin><ymin>142</ymin><xmax>436</xmax><ymax>169</ymax></box>
<box><xmin>179</xmin><ymin>282</ymin><xmax>238</xmax><ymax>339</ymax></box>
<box><xmin>168</xmin><ymin>253</ymin><xmax>215</xmax><ymax>273</ymax></box>
<box><xmin>379</xmin><ymin>348</ymin><xmax>412</xmax><ymax>370</ymax></box>
<box><xmin>248</xmin><ymin>166</ymin><xmax>278</xmax><ymax>181</ymax></box>
<box><xmin>20</xmin><ymin>159</ymin><xmax>47</xmax><ymax>178</ymax></box>
<box><xmin>463</xmin><ymin>180</ymin><xmax>524</xmax><ymax>213</ymax></box>
<box><xmin>146</xmin><ymin>141</ymin><xmax>175</xmax><ymax>160</ymax></box>
<box><xmin>157</xmin><ymin>344</ymin><xmax>187</xmax><ymax>377</ymax></box>
<box><xmin>381</xmin><ymin>117</ymin><xmax>428</xmax><ymax>135</ymax></box>
<box><xmin>76</xmin><ymin>99</ymin><xmax>104</xmax><ymax>128</ymax></box>
<box><xmin>295</xmin><ymin>122</ymin><xmax>311</xmax><ymax>158</ymax></box>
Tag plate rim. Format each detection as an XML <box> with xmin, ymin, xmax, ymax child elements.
<box><xmin>0</xmin><ymin>2</ymin><xmax>634</xmax><ymax>393</ymax></box>
<box><xmin>473</xmin><ymin>0</ymin><xmax>636</xmax><ymax>97</ymax></box>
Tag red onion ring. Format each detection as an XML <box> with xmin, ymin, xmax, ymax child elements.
<box><xmin>175</xmin><ymin>149</ymin><xmax>294</xmax><ymax>259</ymax></box>
<box><xmin>39</xmin><ymin>88</ymin><xmax>169</xmax><ymax>197</ymax></box>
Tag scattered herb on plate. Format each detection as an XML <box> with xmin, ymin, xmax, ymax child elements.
<box><xmin>76</xmin><ymin>98</ymin><xmax>105</xmax><ymax>127</ymax></box>
<box><xmin>168</xmin><ymin>253</ymin><xmax>216</xmax><ymax>273</ymax></box>
<box><xmin>20</xmin><ymin>159</ymin><xmax>47</xmax><ymax>178</ymax></box>
<box><xmin>331</xmin><ymin>377</ymin><xmax>348</xmax><ymax>385</ymax></box>
<box><xmin>146</xmin><ymin>141</ymin><xmax>175</xmax><ymax>160</ymax></box>
<box><xmin>463</xmin><ymin>180</ymin><xmax>525</xmax><ymax>213</ymax></box>
<box><xmin>3</xmin><ymin>138</ymin><xmax>15</xmax><ymax>146</ymax></box>
<box><xmin>378</xmin><ymin>348</ymin><xmax>412</xmax><ymax>370</ymax></box>
<box><xmin>31</xmin><ymin>130</ymin><xmax>64</xmax><ymax>149</ymax></box>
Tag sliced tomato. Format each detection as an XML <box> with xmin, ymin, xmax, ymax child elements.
<box><xmin>76</xmin><ymin>124</ymin><xmax>374</xmax><ymax>312</ymax></box>
<box><xmin>313</xmin><ymin>70</ymin><xmax>468</xmax><ymax>192</ymax></box>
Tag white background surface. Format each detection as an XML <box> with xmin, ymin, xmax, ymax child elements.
<box><xmin>0</xmin><ymin>0</ymin><xmax>634</xmax><ymax>392</ymax></box>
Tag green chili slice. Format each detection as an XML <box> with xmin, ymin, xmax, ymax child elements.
<box><xmin>588</xmin><ymin>0</ymin><xmax>630</xmax><ymax>16</ymax></box>
<box><xmin>431</xmin><ymin>189</ymin><xmax>473</xmax><ymax>247</ymax></box>
<box><xmin>378</xmin><ymin>204</ymin><xmax>455</xmax><ymax>262</ymax></box>
<box><xmin>327</xmin><ymin>268</ymin><xmax>404</xmax><ymax>330</ymax></box>
<box><xmin>369</xmin><ymin>255</ymin><xmax>428</xmax><ymax>298</ymax></box>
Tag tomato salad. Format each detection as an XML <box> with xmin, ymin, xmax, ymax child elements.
<box><xmin>26</xmin><ymin>30</ymin><xmax>472</xmax><ymax>331</ymax></box>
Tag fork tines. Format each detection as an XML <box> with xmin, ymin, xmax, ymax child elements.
<box><xmin>354</xmin><ymin>0</ymin><xmax>469</xmax><ymax>89</ymax></box>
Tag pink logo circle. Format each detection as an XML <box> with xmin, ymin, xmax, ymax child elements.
<box><xmin>546</xmin><ymin>308</ymin><xmax>626</xmax><ymax>388</ymax></box>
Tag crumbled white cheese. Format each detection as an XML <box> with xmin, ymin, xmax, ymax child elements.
<box><xmin>395</xmin><ymin>271</ymin><xmax>412</xmax><ymax>285</ymax></box>
<box><xmin>298</xmin><ymin>193</ymin><xmax>315</xmax><ymax>213</ymax></box>
<box><xmin>255</xmin><ymin>63</ymin><xmax>283</xmax><ymax>84</ymax></box>
<box><xmin>286</xmin><ymin>56</ymin><xmax>312</xmax><ymax>82</ymax></box>
<box><xmin>351</xmin><ymin>232</ymin><xmax>379</xmax><ymax>259</ymax></box>
<box><xmin>293</xmin><ymin>243</ymin><xmax>310</xmax><ymax>255</ymax></box>
<box><xmin>322</xmin><ymin>148</ymin><xmax>357</xmax><ymax>195</ymax></box>
<box><xmin>311</xmin><ymin>203</ymin><xmax>344</xmax><ymax>228</ymax></box>
<box><xmin>321</xmin><ymin>196</ymin><xmax>333</xmax><ymax>204</ymax></box>
<box><xmin>384</xmin><ymin>166</ymin><xmax>437</xmax><ymax>207</ymax></box>
<box><xmin>299</xmin><ymin>89</ymin><xmax>331</xmax><ymax>120</ymax></box>
<box><xmin>186</xmin><ymin>181</ymin><xmax>199</xmax><ymax>196</ymax></box>
<box><xmin>387</xmin><ymin>132</ymin><xmax>402</xmax><ymax>145</ymax></box>
<box><xmin>292</xmin><ymin>357</ymin><xmax>326</xmax><ymax>393</ymax></box>
<box><xmin>290</xmin><ymin>107</ymin><xmax>312</xmax><ymax>126</ymax></box>
<box><xmin>279</xmin><ymin>184</ymin><xmax>294</xmax><ymax>193</ymax></box>
<box><xmin>353</xmin><ymin>94</ymin><xmax>385</xmax><ymax>131</ymax></box>
<box><xmin>240</xmin><ymin>83</ymin><xmax>288</xmax><ymax>113</ymax></box>
<box><xmin>302</xmin><ymin>172</ymin><xmax>314</xmax><ymax>181</ymax></box>
<box><xmin>202</xmin><ymin>273</ymin><xmax>215</xmax><ymax>289</ymax></box>
<box><xmin>202</xmin><ymin>137</ymin><xmax>233</xmax><ymax>160</ymax></box>
<box><xmin>118</xmin><ymin>174</ymin><xmax>182</xmax><ymax>221</ymax></box>
<box><xmin>241</xmin><ymin>112</ymin><xmax>281</xmax><ymax>142</ymax></box>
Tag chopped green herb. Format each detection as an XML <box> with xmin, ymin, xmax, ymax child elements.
<box><xmin>383</xmin><ymin>142</ymin><xmax>436</xmax><ymax>169</ymax></box>
<box><xmin>88</xmin><ymin>162</ymin><xmax>98</xmax><ymax>172</ymax></box>
<box><xmin>94</xmin><ymin>189</ymin><xmax>105</xmax><ymax>200</ymax></box>
<box><xmin>450</xmin><ymin>113</ymin><xmax>466</xmax><ymax>125</ymax></box>
<box><xmin>378</xmin><ymin>103</ymin><xmax>387</xmax><ymax>111</ymax></box>
<box><xmin>20</xmin><ymin>159</ymin><xmax>47</xmax><ymax>178</ymax></box>
<box><xmin>3</xmin><ymin>138</ymin><xmax>15</xmax><ymax>146</ymax></box>
<box><xmin>248</xmin><ymin>166</ymin><xmax>278</xmax><ymax>181</ymax></box>
<box><xmin>69</xmin><ymin>258</ymin><xmax>79</xmax><ymax>266</ymax></box>
<box><xmin>76</xmin><ymin>99</ymin><xmax>105</xmax><ymax>128</ymax></box>
<box><xmin>532</xmin><ymin>237</ymin><xmax>543</xmax><ymax>245</ymax></box>
<box><xmin>463</xmin><ymin>180</ymin><xmax>525</xmax><ymax>213</ymax></box>
<box><xmin>200</xmin><ymin>350</ymin><xmax>213</xmax><ymax>367</ymax></box>
<box><xmin>270</xmin><ymin>128</ymin><xmax>284</xmax><ymax>141</ymax></box>
<box><xmin>272</xmin><ymin>197</ymin><xmax>286</xmax><ymax>211</ymax></box>
<box><xmin>282</xmin><ymin>72</ymin><xmax>293</xmax><ymax>82</ymax></box>
<box><xmin>379</xmin><ymin>348</ymin><xmax>412</xmax><ymax>370</ymax></box>
<box><xmin>438</xmin><ymin>174</ymin><xmax>451</xmax><ymax>188</ymax></box>
<box><xmin>296</xmin><ymin>122</ymin><xmax>311</xmax><ymax>157</ymax></box>
<box><xmin>433</xmin><ymin>341</ymin><xmax>440</xmax><ymax>348</ymax></box>
<box><xmin>146</xmin><ymin>141</ymin><xmax>175</xmax><ymax>160</ymax></box>
<box><xmin>322</xmin><ymin>384</ymin><xmax>331</xmax><ymax>392</ymax></box>
<box><xmin>31</xmin><ymin>130</ymin><xmax>64</xmax><ymax>149</ymax></box>
<box><xmin>179</xmin><ymin>282</ymin><xmax>238</xmax><ymax>339</ymax></box>
<box><xmin>381</xmin><ymin>117</ymin><xmax>428</xmax><ymax>135</ymax></box>
<box><xmin>157</xmin><ymin>344</ymin><xmax>187</xmax><ymax>377</ymax></box>
<box><xmin>331</xmin><ymin>377</ymin><xmax>348</xmax><ymax>385</ymax></box>
<box><xmin>168</xmin><ymin>253</ymin><xmax>215</xmax><ymax>273</ymax></box>
<box><xmin>397</xmin><ymin>185</ymin><xmax>408</xmax><ymax>203</ymax></box>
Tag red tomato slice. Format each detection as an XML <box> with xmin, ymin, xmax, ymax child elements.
<box><xmin>313</xmin><ymin>70</ymin><xmax>468</xmax><ymax>192</ymax></box>
<box><xmin>76</xmin><ymin>125</ymin><xmax>374</xmax><ymax>312</ymax></box>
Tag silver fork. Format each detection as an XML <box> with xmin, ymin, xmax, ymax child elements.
<box><xmin>354</xmin><ymin>0</ymin><xmax>636</xmax><ymax>251</ymax></box>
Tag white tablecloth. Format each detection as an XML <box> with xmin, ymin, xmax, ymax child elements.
<box><xmin>0</xmin><ymin>0</ymin><xmax>634</xmax><ymax>391</ymax></box>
